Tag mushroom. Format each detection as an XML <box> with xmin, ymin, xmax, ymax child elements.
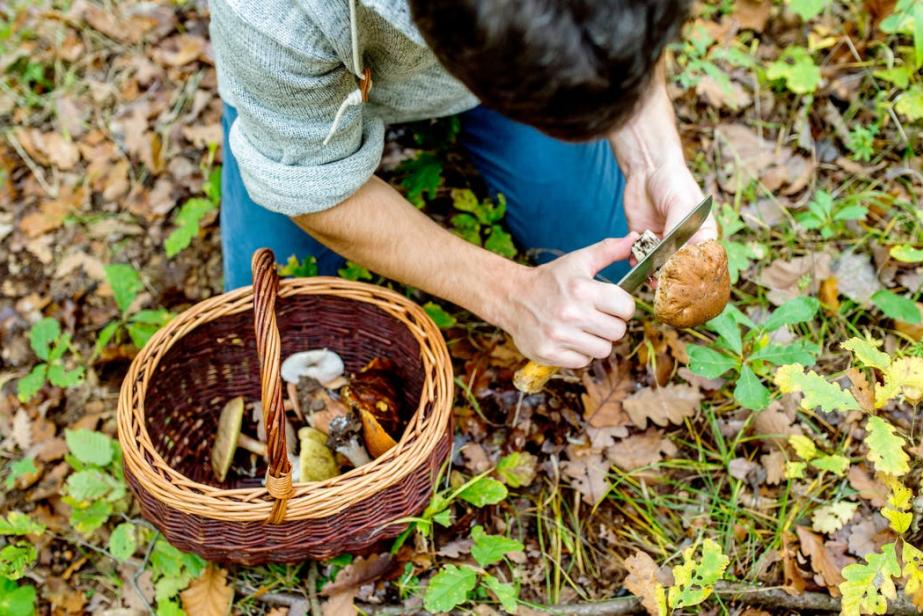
<box><xmin>326</xmin><ymin>413</ymin><xmax>372</xmax><ymax>468</ymax></box>
<box><xmin>654</xmin><ymin>240</ymin><xmax>730</xmax><ymax>329</ymax></box>
<box><xmin>281</xmin><ymin>349</ymin><xmax>345</xmax><ymax>386</ymax></box>
<box><xmin>358</xmin><ymin>409</ymin><xmax>398</xmax><ymax>458</ymax></box>
<box><xmin>211</xmin><ymin>397</ymin><xmax>268</xmax><ymax>482</ymax></box>
<box><xmin>297</xmin><ymin>426</ymin><xmax>339</xmax><ymax>482</ymax></box>
<box><xmin>288</xmin><ymin>376</ymin><xmax>348</xmax><ymax>434</ymax></box>
<box><xmin>631</xmin><ymin>229</ymin><xmax>661</xmax><ymax>262</ymax></box>
<box><xmin>341</xmin><ymin>357</ymin><xmax>402</xmax><ymax>436</ymax></box>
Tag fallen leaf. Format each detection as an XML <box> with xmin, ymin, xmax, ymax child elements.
<box><xmin>761</xmin><ymin>450</ymin><xmax>786</xmax><ymax>485</ymax></box>
<box><xmin>606</xmin><ymin>429</ymin><xmax>677</xmax><ymax>471</ymax></box>
<box><xmin>12</xmin><ymin>409</ymin><xmax>32</xmax><ymax>451</ymax></box>
<box><xmin>847</xmin><ymin>465</ymin><xmax>888</xmax><ymax>508</ymax></box>
<box><xmin>846</xmin><ymin>515</ymin><xmax>894</xmax><ymax>557</ymax></box>
<box><xmin>697</xmin><ymin>75</ymin><xmax>752</xmax><ymax>110</ymax></box>
<box><xmin>154</xmin><ymin>34</ymin><xmax>207</xmax><ymax>67</ymax></box>
<box><xmin>715</xmin><ymin>123</ymin><xmax>814</xmax><ymax>195</ymax></box>
<box><xmin>832</xmin><ymin>252</ymin><xmax>882</xmax><ymax>307</ymax></box>
<box><xmin>754</xmin><ymin>253</ymin><xmax>833</xmax><ymax>305</ymax></box>
<box><xmin>321</xmin><ymin>553</ymin><xmax>394</xmax><ymax>597</ymax></box>
<box><xmin>734</xmin><ymin>0</ymin><xmax>772</xmax><ymax>31</ymax></box>
<box><xmin>322</xmin><ymin>592</ymin><xmax>355</xmax><ymax>616</ymax></box>
<box><xmin>562</xmin><ymin>444</ymin><xmax>610</xmax><ymax>505</ymax></box>
<box><xmin>819</xmin><ymin>277</ymin><xmax>840</xmax><ymax>314</ymax></box>
<box><xmin>182</xmin><ymin>123</ymin><xmax>223</xmax><ymax>148</ymax></box>
<box><xmin>623</xmin><ymin>550</ymin><xmax>667</xmax><ymax>616</ymax></box>
<box><xmin>19</xmin><ymin>185</ymin><xmax>86</xmax><ymax>238</ymax></box>
<box><xmin>781</xmin><ymin>531</ymin><xmax>808</xmax><ymax>595</ymax></box>
<box><xmin>728</xmin><ymin>457</ymin><xmax>759</xmax><ymax>481</ymax></box>
<box><xmin>42</xmin><ymin>133</ymin><xmax>80</xmax><ymax>170</ymax></box>
<box><xmin>795</xmin><ymin>526</ymin><xmax>849</xmax><ymax>591</ymax></box>
<box><xmin>581</xmin><ymin>358</ymin><xmax>633</xmax><ymax>428</ymax></box>
<box><xmin>180</xmin><ymin>566</ymin><xmax>234</xmax><ymax>616</ymax></box>
<box><xmin>622</xmin><ymin>384</ymin><xmax>701</xmax><ymax>429</ymax></box>
<box><xmin>895</xmin><ymin>302</ymin><xmax>923</xmax><ymax>341</ymax></box>
<box><xmin>812</xmin><ymin>501</ymin><xmax>858</xmax><ymax>535</ymax></box>
<box><xmin>55</xmin><ymin>250</ymin><xmax>107</xmax><ymax>282</ymax></box>
<box><xmin>845</xmin><ymin>368</ymin><xmax>875</xmax><ymax>412</ymax></box>
<box><xmin>753</xmin><ymin>401</ymin><xmax>803</xmax><ymax>449</ymax></box>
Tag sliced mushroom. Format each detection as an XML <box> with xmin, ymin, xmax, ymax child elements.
<box><xmin>654</xmin><ymin>240</ymin><xmax>730</xmax><ymax>328</ymax></box>
<box><xmin>211</xmin><ymin>396</ymin><xmax>267</xmax><ymax>482</ymax></box>
<box><xmin>358</xmin><ymin>409</ymin><xmax>398</xmax><ymax>458</ymax></box>
<box><xmin>297</xmin><ymin>427</ymin><xmax>339</xmax><ymax>482</ymax></box>
<box><xmin>281</xmin><ymin>349</ymin><xmax>345</xmax><ymax>386</ymax></box>
<box><xmin>631</xmin><ymin>229</ymin><xmax>661</xmax><ymax>262</ymax></box>
<box><xmin>341</xmin><ymin>357</ymin><xmax>402</xmax><ymax>437</ymax></box>
<box><xmin>326</xmin><ymin>412</ymin><xmax>372</xmax><ymax>468</ymax></box>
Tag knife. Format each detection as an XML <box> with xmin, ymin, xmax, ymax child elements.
<box><xmin>512</xmin><ymin>195</ymin><xmax>714</xmax><ymax>394</ymax></box>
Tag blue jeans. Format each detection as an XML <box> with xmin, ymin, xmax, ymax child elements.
<box><xmin>220</xmin><ymin>103</ymin><xmax>629</xmax><ymax>290</ymax></box>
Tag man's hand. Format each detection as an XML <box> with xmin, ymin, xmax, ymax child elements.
<box><xmin>500</xmin><ymin>235</ymin><xmax>638</xmax><ymax>369</ymax></box>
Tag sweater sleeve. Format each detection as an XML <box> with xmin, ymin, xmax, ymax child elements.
<box><xmin>209</xmin><ymin>0</ymin><xmax>384</xmax><ymax>215</ymax></box>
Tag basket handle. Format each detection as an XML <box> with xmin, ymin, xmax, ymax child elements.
<box><xmin>251</xmin><ymin>248</ymin><xmax>293</xmax><ymax>524</ymax></box>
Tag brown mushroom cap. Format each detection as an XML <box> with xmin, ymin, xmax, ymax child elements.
<box><xmin>654</xmin><ymin>240</ymin><xmax>730</xmax><ymax>329</ymax></box>
<box><xmin>212</xmin><ymin>396</ymin><xmax>245</xmax><ymax>482</ymax></box>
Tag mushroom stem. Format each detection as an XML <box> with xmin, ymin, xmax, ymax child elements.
<box><xmin>238</xmin><ymin>433</ymin><xmax>267</xmax><ymax>457</ymax></box>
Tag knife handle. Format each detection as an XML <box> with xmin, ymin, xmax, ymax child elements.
<box><xmin>513</xmin><ymin>361</ymin><xmax>558</xmax><ymax>394</ymax></box>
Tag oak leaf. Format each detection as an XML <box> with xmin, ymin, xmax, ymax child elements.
<box><xmin>180</xmin><ymin>566</ymin><xmax>233</xmax><ymax>616</ymax></box>
<box><xmin>795</xmin><ymin>526</ymin><xmax>852</xmax><ymax>592</ymax></box>
<box><xmin>606</xmin><ymin>429</ymin><xmax>677</xmax><ymax>471</ymax></box>
<box><xmin>581</xmin><ymin>358</ymin><xmax>633</xmax><ymax>428</ymax></box>
<box><xmin>622</xmin><ymin>384</ymin><xmax>701</xmax><ymax>429</ymax></box>
<box><xmin>623</xmin><ymin>550</ymin><xmax>667</xmax><ymax>616</ymax></box>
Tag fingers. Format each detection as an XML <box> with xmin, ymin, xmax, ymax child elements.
<box><xmin>576</xmin><ymin>233</ymin><xmax>639</xmax><ymax>276</ymax></box>
<box><xmin>583</xmin><ymin>313</ymin><xmax>628</xmax><ymax>342</ymax></box>
<box><xmin>592</xmin><ymin>283</ymin><xmax>636</xmax><ymax>320</ymax></box>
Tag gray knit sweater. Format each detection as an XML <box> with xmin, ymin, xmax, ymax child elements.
<box><xmin>209</xmin><ymin>0</ymin><xmax>478</xmax><ymax>216</ymax></box>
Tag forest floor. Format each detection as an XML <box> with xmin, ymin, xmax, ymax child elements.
<box><xmin>0</xmin><ymin>0</ymin><xmax>922</xmax><ymax>615</ymax></box>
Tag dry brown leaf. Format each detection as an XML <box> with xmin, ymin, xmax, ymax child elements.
<box><xmin>155</xmin><ymin>34</ymin><xmax>207</xmax><ymax>67</ymax></box>
<box><xmin>182</xmin><ymin>123</ymin><xmax>223</xmax><ymax>148</ymax></box>
<box><xmin>581</xmin><ymin>358</ymin><xmax>632</xmax><ymax>428</ymax></box>
<box><xmin>761</xmin><ymin>450</ymin><xmax>786</xmax><ymax>485</ymax></box>
<box><xmin>729</xmin><ymin>457</ymin><xmax>759</xmax><ymax>481</ymax></box>
<box><xmin>715</xmin><ymin>124</ymin><xmax>814</xmax><ymax>195</ymax></box>
<box><xmin>754</xmin><ymin>254</ymin><xmax>833</xmax><ymax>306</ymax></box>
<box><xmin>321</xmin><ymin>553</ymin><xmax>393</xmax><ymax>597</ymax></box>
<box><xmin>180</xmin><ymin>566</ymin><xmax>233</xmax><ymax>616</ymax></box>
<box><xmin>734</xmin><ymin>0</ymin><xmax>772</xmax><ymax>31</ymax></box>
<box><xmin>795</xmin><ymin>526</ymin><xmax>849</xmax><ymax>592</ymax></box>
<box><xmin>845</xmin><ymin>368</ymin><xmax>875</xmax><ymax>412</ymax></box>
<box><xmin>12</xmin><ymin>409</ymin><xmax>32</xmax><ymax>451</ymax></box>
<box><xmin>264</xmin><ymin>609</ymin><xmax>289</xmax><ymax>616</ymax></box>
<box><xmin>847</xmin><ymin>465</ymin><xmax>888</xmax><ymax>508</ymax></box>
<box><xmin>896</xmin><ymin>302</ymin><xmax>923</xmax><ymax>341</ymax></box>
<box><xmin>42</xmin><ymin>133</ymin><xmax>80</xmax><ymax>171</ymax></box>
<box><xmin>623</xmin><ymin>550</ymin><xmax>665</xmax><ymax>616</ymax></box>
<box><xmin>752</xmin><ymin>400</ymin><xmax>802</xmax><ymax>449</ymax></box>
<box><xmin>847</xmin><ymin>515</ymin><xmax>893</xmax><ymax>558</ymax></box>
<box><xmin>561</xmin><ymin>444</ymin><xmax>610</xmax><ymax>505</ymax></box>
<box><xmin>459</xmin><ymin>442</ymin><xmax>491</xmax><ymax>474</ymax></box>
<box><xmin>781</xmin><ymin>531</ymin><xmax>807</xmax><ymax>596</ymax></box>
<box><xmin>696</xmin><ymin>75</ymin><xmax>752</xmax><ymax>110</ymax></box>
<box><xmin>19</xmin><ymin>185</ymin><xmax>86</xmax><ymax>238</ymax></box>
<box><xmin>322</xmin><ymin>592</ymin><xmax>356</xmax><ymax>616</ymax></box>
<box><xmin>606</xmin><ymin>429</ymin><xmax>677</xmax><ymax>471</ymax></box>
<box><xmin>832</xmin><ymin>252</ymin><xmax>882</xmax><ymax>307</ymax></box>
<box><xmin>622</xmin><ymin>384</ymin><xmax>701</xmax><ymax>429</ymax></box>
<box><xmin>55</xmin><ymin>250</ymin><xmax>107</xmax><ymax>282</ymax></box>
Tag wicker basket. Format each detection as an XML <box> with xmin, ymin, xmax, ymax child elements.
<box><xmin>117</xmin><ymin>249</ymin><xmax>454</xmax><ymax>564</ymax></box>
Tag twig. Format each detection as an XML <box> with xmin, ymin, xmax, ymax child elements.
<box><xmin>130</xmin><ymin>530</ymin><xmax>159</xmax><ymax>615</ymax></box>
<box><xmin>307</xmin><ymin>560</ymin><xmax>322</xmax><ymax>616</ymax></box>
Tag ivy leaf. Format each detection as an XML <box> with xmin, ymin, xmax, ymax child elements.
<box><xmin>458</xmin><ymin>477</ymin><xmax>508</xmax><ymax>507</ymax></box>
<box><xmin>749</xmin><ymin>341</ymin><xmax>819</xmax><ymax>366</ymax></box>
<box><xmin>470</xmin><ymin>525</ymin><xmax>524</xmax><ymax>567</ymax></box>
<box><xmin>423</xmin><ymin>564</ymin><xmax>478</xmax><ymax>613</ymax></box>
<box><xmin>889</xmin><ymin>244</ymin><xmax>923</xmax><ymax>263</ymax></box>
<box><xmin>734</xmin><ymin>365</ymin><xmax>771</xmax><ymax>410</ymax></box>
<box><xmin>423</xmin><ymin>302</ymin><xmax>457</xmax><ymax>329</ymax></box>
<box><xmin>65</xmin><ymin>429</ymin><xmax>114</xmax><ymax>467</ymax></box>
<box><xmin>668</xmin><ymin>538</ymin><xmax>729</xmax><ymax>609</ymax></box>
<box><xmin>864</xmin><ymin>416</ymin><xmax>910</xmax><ymax>477</ymax></box>
<box><xmin>762</xmin><ymin>297</ymin><xmax>820</xmax><ymax>333</ymax></box>
<box><xmin>687</xmin><ymin>345</ymin><xmax>738</xmax><ymax>379</ymax></box>
<box><xmin>109</xmin><ymin>523</ymin><xmax>137</xmax><ymax>561</ymax></box>
<box><xmin>809</xmin><ymin>454</ymin><xmax>849</xmax><ymax>476</ymax></box>
<box><xmin>17</xmin><ymin>364</ymin><xmax>47</xmax><ymax>403</ymax></box>
<box><xmin>871</xmin><ymin>290</ymin><xmax>922</xmax><ymax>324</ymax></box>
<box><xmin>0</xmin><ymin>512</ymin><xmax>45</xmax><ymax>536</ymax></box>
<box><xmin>842</xmin><ymin>337</ymin><xmax>890</xmax><ymax>370</ymax></box>
<box><xmin>481</xmin><ymin>573</ymin><xmax>519</xmax><ymax>614</ymax></box>
<box><xmin>774</xmin><ymin>364</ymin><xmax>861</xmax><ymax>413</ymax></box>
<box><xmin>399</xmin><ymin>152</ymin><xmax>443</xmax><ymax>207</ymax></box>
<box><xmin>28</xmin><ymin>317</ymin><xmax>59</xmax><ymax>361</ymax></box>
<box><xmin>812</xmin><ymin>501</ymin><xmax>859</xmax><ymax>534</ymax></box>
<box><xmin>105</xmin><ymin>264</ymin><xmax>144</xmax><ymax>315</ymax></box>
<box><xmin>788</xmin><ymin>435</ymin><xmax>817</xmax><ymax>461</ymax></box>
<box><xmin>839</xmin><ymin>543</ymin><xmax>901</xmax><ymax>616</ymax></box>
<box><xmin>0</xmin><ymin>577</ymin><xmax>36</xmax><ymax>616</ymax></box>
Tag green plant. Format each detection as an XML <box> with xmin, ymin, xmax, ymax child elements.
<box><xmin>396</xmin><ymin>116</ymin><xmax>461</xmax><ymax>207</ymax></box>
<box><xmin>787</xmin><ymin>0</ymin><xmax>830</xmax><ymax>21</ymax></box>
<box><xmin>146</xmin><ymin>536</ymin><xmax>206</xmax><ymax>614</ymax></box>
<box><xmin>766</xmin><ymin>47</ymin><xmax>822</xmax><ymax>95</ymax></box>
<box><xmin>165</xmin><ymin>152</ymin><xmax>222</xmax><ymax>258</ymax></box>
<box><xmin>846</xmin><ymin>125</ymin><xmax>878</xmax><ymax>162</ymax></box>
<box><xmin>278</xmin><ymin>255</ymin><xmax>318</xmax><ymax>277</ymax></box>
<box><xmin>686</xmin><ymin>298</ymin><xmax>821</xmax><ymax>410</ymax></box>
<box><xmin>61</xmin><ymin>429</ymin><xmax>130</xmax><ymax>534</ymax></box>
<box><xmin>95</xmin><ymin>264</ymin><xmax>172</xmax><ymax>356</ymax></box>
<box><xmin>0</xmin><ymin>512</ymin><xmax>45</xmax><ymax>616</ymax></box>
<box><xmin>450</xmin><ymin>189</ymin><xmax>517</xmax><ymax>258</ymax></box>
<box><xmin>337</xmin><ymin>261</ymin><xmax>372</xmax><ymax>281</ymax></box>
<box><xmin>671</xmin><ymin>22</ymin><xmax>752</xmax><ymax>96</ymax></box>
<box><xmin>17</xmin><ymin>317</ymin><xmax>84</xmax><ymax>402</ymax></box>
<box><xmin>795</xmin><ymin>191</ymin><xmax>868</xmax><ymax>239</ymax></box>
<box><xmin>871</xmin><ymin>289</ymin><xmax>922</xmax><ymax>324</ymax></box>
<box><xmin>717</xmin><ymin>204</ymin><xmax>766</xmax><ymax>284</ymax></box>
<box><xmin>4</xmin><ymin>458</ymin><xmax>36</xmax><ymax>489</ymax></box>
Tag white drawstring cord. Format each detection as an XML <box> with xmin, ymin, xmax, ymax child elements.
<box><xmin>323</xmin><ymin>0</ymin><xmax>369</xmax><ymax>145</ymax></box>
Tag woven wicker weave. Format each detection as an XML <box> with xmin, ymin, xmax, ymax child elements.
<box><xmin>117</xmin><ymin>249</ymin><xmax>454</xmax><ymax>564</ymax></box>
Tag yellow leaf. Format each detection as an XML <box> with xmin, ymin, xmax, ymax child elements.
<box><xmin>882</xmin><ymin>508</ymin><xmax>912</xmax><ymax>534</ymax></box>
<box><xmin>903</xmin><ymin>543</ymin><xmax>923</xmax><ymax>601</ymax></box>
<box><xmin>876</xmin><ymin>357</ymin><xmax>923</xmax><ymax>408</ymax></box>
<box><xmin>789</xmin><ymin>434</ymin><xmax>818</xmax><ymax>461</ymax></box>
<box><xmin>181</xmin><ymin>566</ymin><xmax>234</xmax><ymax>616</ymax></box>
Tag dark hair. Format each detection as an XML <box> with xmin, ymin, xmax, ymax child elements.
<box><xmin>409</xmin><ymin>0</ymin><xmax>691</xmax><ymax>141</ymax></box>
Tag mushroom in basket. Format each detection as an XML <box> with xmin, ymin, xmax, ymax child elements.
<box><xmin>341</xmin><ymin>357</ymin><xmax>403</xmax><ymax>458</ymax></box>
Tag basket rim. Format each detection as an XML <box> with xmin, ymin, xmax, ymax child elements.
<box><xmin>117</xmin><ymin>276</ymin><xmax>454</xmax><ymax>522</ymax></box>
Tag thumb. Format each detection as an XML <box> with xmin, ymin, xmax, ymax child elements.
<box><xmin>575</xmin><ymin>233</ymin><xmax>639</xmax><ymax>276</ymax></box>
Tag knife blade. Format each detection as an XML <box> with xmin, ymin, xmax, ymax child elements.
<box><xmin>616</xmin><ymin>195</ymin><xmax>713</xmax><ymax>293</ymax></box>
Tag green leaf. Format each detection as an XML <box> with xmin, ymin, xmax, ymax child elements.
<box><xmin>734</xmin><ymin>365</ymin><xmax>771</xmax><ymax>410</ymax></box>
<box><xmin>785</xmin><ymin>461</ymin><xmax>807</xmax><ymax>479</ymax></box>
<box><xmin>470</xmin><ymin>525</ymin><xmax>524</xmax><ymax>567</ymax></box>
<box><xmin>762</xmin><ymin>297</ymin><xmax>820</xmax><ymax>332</ymax></box>
<box><xmin>766</xmin><ymin>47</ymin><xmax>821</xmax><ymax>94</ymax></box>
<box><xmin>0</xmin><ymin>543</ymin><xmax>37</xmax><ymax>580</ymax></box>
<box><xmin>485</xmin><ymin>225</ymin><xmax>516</xmax><ymax>258</ymax></box>
<box><xmin>155</xmin><ymin>600</ymin><xmax>185</xmax><ymax>616</ymax></box>
<box><xmin>810</xmin><ymin>454</ymin><xmax>849</xmax><ymax>476</ymax></box>
<box><xmin>458</xmin><ymin>476</ymin><xmax>508</xmax><ymax>507</ymax></box>
<box><xmin>706</xmin><ymin>307</ymin><xmax>742</xmax><ymax>355</ymax></box>
<box><xmin>812</xmin><ymin>501</ymin><xmax>858</xmax><ymax>534</ymax></box>
<box><xmin>203</xmin><ymin>165</ymin><xmax>222</xmax><ymax>205</ymax></box>
<box><xmin>337</xmin><ymin>261</ymin><xmax>372</xmax><ymax>281</ymax></box>
<box><xmin>687</xmin><ymin>345</ymin><xmax>739</xmax><ymax>379</ymax></box>
<box><xmin>432</xmin><ymin>508</ymin><xmax>453</xmax><ymax>528</ymax></box>
<box><xmin>69</xmin><ymin>499</ymin><xmax>113</xmax><ymax>534</ymax></box>
<box><xmin>5</xmin><ymin>458</ymin><xmax>37</xmax><ymax>490</ymax></box>
<box><xmin>278</xmin><ymin>254</ymin><xmax>318</xmax><ymax>277</ymax></box>
<box><xmin>495</xmin><ymin>451</ymin><xmax>537</xmax><ymax>488</ymax></box>
<box><xmin>481</xmin><ymin>574</ymin><xmax>519</xmax><ymax>614</ymax></box>
<box><xmin>839</xmin><ymin>543</ymin><xmax>901</xmax><ymax>616</ymax></box>
<box><xmin>874</xmin><ymin>66</ymin><xmax>911</xmax><ymax>88</ymax></box>
<box><xmin>0</xmin><ymin>577</ymin><xmax>36</xmax><ymax>616</ymax></box>
<box><xmin>788</xmin><ymin>435</ymin><xmax>818</xmax><ymax>461</ymax></box>
<box><xmin>28</xmin><ymin>318</ymin><xmax>59</xmax><ymax>361</ymax></box>
<box><xmin>165</xmin><ymin>198</ymin><xmax>216</xmax><ymax>258</ymax></box>
<box><xmin>864</xmin><ymin>416</ymin><xmax>910</xmax><ymax>476</ymax></box>
<box><xmin>399</xmin><ymin>152</ymin><xmax>443</xmax><ymax>207</ymax></box>
<box><xmin>0</xmin><ymin>512</ymin><xmax>44</xmax><ymax>536</ymax></box>
<box><xmin>65</xmin><ymin>429</ymin><xmax>114</xmax><ymax>467</ymax></box>
<box><xmin>131</xmin><ymin>308</ymin><xmax>173</xmax><ymax>326</ymax></box>
<box><xmin>774</xmin><ymin>364</ymin><xmax>861</xmax><ymax>413</ymax></box>
<box><xmin>722</xmin><ymin>240</ymin><xmax>751</xmax><ymax>284</ymax></box>
<box><xmin>423</xmin><ymin>565</ymin><xmax>478</xmax><ymax>613</ymax></box>
<box><xmin>105</xmin><ymin>264</ymin><xmax>143</xmax><ymax>315</ymax></box>
<box><xmin>788</xmin><ymin>0</ymin><xmax>829</xmax><ymax>21</ymax></box>
<box><xmin>833</xmin><ymin>204</ymin><xmax>868</xmax><ymax>222</ymax></box>
<box><xmin>451</xmin><ymin>213</ymin><xmax>482</xmax><ymax>246</ymax></box>
<box><xmin>842</xmin><ymin>337</ymin><xmax>890</xmax><ymax>370</ymax></box>
<box><xmin>749</xmin><ymin>341</ymin><xmax>819</xmax><ymax>366</ymax></box>
<box><xmin>668</xmin><ymin>538</ymin><xmax>729</xmax><ymax>609</ymax></box>
<box><xmin>127</xmin><ymin>321</ymin><xmax>160</xmax><ymax>349</ymax></box>
<box><xmin>66</xmin><ymin>469</ymin><xmax>117</xmax><ymax>501</ymax></box>
<box><xmin>889</xmin><ymin>244</ymin><xmax>923</xmax><ymax>263</ymax></box>
<box><xmin>95</xmin><ymin>321</ymin><xmax>121</xmax><ymax>356</ymax></box>
<box><xmin>895</xmin><ymin>85</ymin><xmax>923</xmax><ymax>121</ymax></box>
<box><xmin>871</xmin><ymin>290</ymin><xmax>921</xmax><ymax>323</ymax></box>
<box><xmin>46</xmin><ymin>364</ymin><xmax>84</xmax><ymax>388</ymax></box>
<box><xmin>423</xmin><ymin>302</ymin><xmax>457</xmax><ymax>329</ymax></box>
<box><xmin>109</xmin><ymin>523</ymin><xmax>137</xmax><ymax>561</ymax></box>
<box><xmin>16</xmin><ymin>364</ymin><xmax>47</xmax><ymax>403</ymax></box>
